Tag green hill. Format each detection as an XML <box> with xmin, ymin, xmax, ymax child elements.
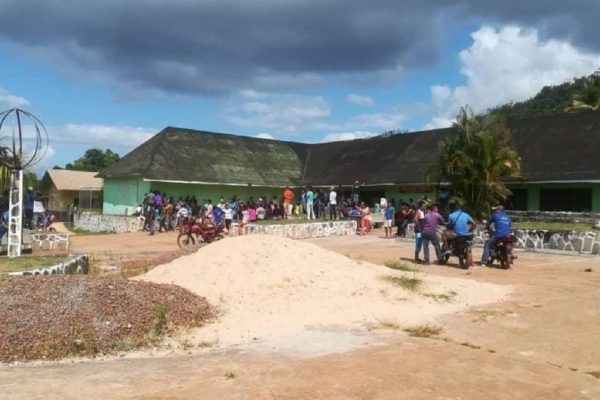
<box><xmin>488</xmin><ymin>72</ymin><xmax>598</xmax><ymax>120</ymax></box>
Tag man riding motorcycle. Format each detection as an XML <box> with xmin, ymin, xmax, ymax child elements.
<box><xmin>441</xmin><ymin>203</ymin><xmax>476</xmax><ymax>267</ymax></box>
<box><xmin>443</xmin><ymin>203</ymin><xmax>476</xmax><ymax>250</ymax></box>
<box><xmin>481</xmin><ymin>204</ymin><xmax>513</xmax><ymax>266</ymax></box>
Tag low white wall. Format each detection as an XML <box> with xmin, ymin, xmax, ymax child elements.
<box><xmin>232</xmin><ymin>220</ymin><xmax>357</xmax><ymax>239</ymax></box>
<box><xmin>74</xmin><ymin>213</ymin><xmax>144</xmax><ymax>233</ymax></box>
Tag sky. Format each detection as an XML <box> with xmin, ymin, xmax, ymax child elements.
<box><xmin>1</xmin><ymin>0</ymin><xmax>600</xmax><ymax>175</ymax></box>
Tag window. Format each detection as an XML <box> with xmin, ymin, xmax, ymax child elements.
<box><xmin>539</xmin><ymin>188</ymin><xmax>592</xmax><ymax>212</ymax></box>
<box><xmin>505</xmin><ymin>189</ymin><xmax>528</xmax><ymax>211</ymax></box>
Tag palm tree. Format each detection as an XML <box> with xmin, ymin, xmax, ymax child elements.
<box><xmin>566</xmin><ymin>73</ymin><xmax>600</xmax><ymax>112</ymax></box>
<box><xmin>438</xmin><ymin>106</ymin><xmax>521</xmax><ymax>218</ymax></box>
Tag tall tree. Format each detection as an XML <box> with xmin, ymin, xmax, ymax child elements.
<box><xmin>566</xmin><ymin>72</ymin><xmax>600</xmax><ymax>112</ymax></box>
<box><xmin>438</xmin><ymin>106</ymin><xmax>521</xmax><ymax>219</ymax></box>
<box><xmin>65</xmin><ymin>148</ymin><xmax>120</xmax><ymax>172</ymax></box>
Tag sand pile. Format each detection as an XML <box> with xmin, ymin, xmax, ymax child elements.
<box><xmin>137</xmin><ymin>235</ymin><xmax>511</xmax><ymax>355</ymax></box>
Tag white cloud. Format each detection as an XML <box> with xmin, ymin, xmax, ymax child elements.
<box><xmin>321</xmin><ymin>131</ymin><xmax>377</xmax><ymax>142</ymax></box>
<box><xmin>426</xmin><ymin>25</ymin><xmax>600</xmax><ymax>128</ymax></box>
<box><xmin>59</xmin><ymin>124</ymin><xmax>156</xmax><ymax>149</ymax></box>
<box><xmin>32</xmin><ymin>145</ymin><xmax>56</xmax><ymax>175</ymax></box>
<box><xmin>350</xmin><ymin>111</ymin><xmax>405</xmax><ymax>132</ymax></box>
<box><xmin>0</xmin><ymin>87</ymin><xmax>30</xmax><ymax>108</ymax></box>
<box><xmin>254</xmin><ymin>133</ymin><xmax>274</xmax><ymax>139</ymax></box>
<box><xmin>223</xmin><ymin>94</ymin><xmax>332</xmax><ymax>134</ymax></box>
<box><xmin>224</xmin><ymin>91</ymin><xmax>405</xmax><ymax>138</ymax></box>
<box><xmin>347</xmin><ymin>93</ymin><xmax>375</xmax><ymax>107</ymax></box>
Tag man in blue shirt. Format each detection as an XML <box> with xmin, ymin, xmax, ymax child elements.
<box><xmin>447</xmin><ymin>204</ymin><xmax>475</xmax><ymax>236</ymax></box>
<box><xmin>443</xmin><ymin>203</ymin><xmax>475</xmax><ymax>254</ymax></box>
<box><xmin>481</xmin><ymin>205</ymin><xmax>513</xmax><ymax>265</ymax></box>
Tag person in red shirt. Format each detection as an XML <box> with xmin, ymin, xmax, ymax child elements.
<box><xmin>283</xmin><ymin>186</ymin><xmax>294</xmax><ymax>219</ymax></box>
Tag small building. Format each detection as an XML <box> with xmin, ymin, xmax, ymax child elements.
<box><xmin>100</xmin><ymin>112</ymin><xmax>600</xmax><ymax>214</ymax></box>
<box><xmin>40</xmin><ymin>169</ymin><xmax>104</xmax><ymax>216</ymax></box>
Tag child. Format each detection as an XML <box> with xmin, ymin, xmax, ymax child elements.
<box><xmin>293</xmin><ymin>203</ymin><xmax>301</xmax><ymax>218</ymax></box>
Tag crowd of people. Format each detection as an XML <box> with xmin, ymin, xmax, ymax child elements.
<box><xmin>138</xmin><ymin>185</ymin><xmax>513</xmax><ymax>267</ymax></box>
<box><xmin>138</xmin><ymin>185</ymin><xmax>364</xmax><ymax>235</ymax></box>
<box><xmin>408</xmin><ymin>199</ymin><xmax>512</xmax><ymax>266</ymax></box>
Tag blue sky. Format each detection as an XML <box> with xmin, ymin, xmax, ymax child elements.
<box><xmin>0</xmin><ymin>1</ymin><xmax>599</xmax><ymax>174</ymax></box>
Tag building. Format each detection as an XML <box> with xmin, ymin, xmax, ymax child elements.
<box><xmin>40</xmin><ymin>169</ymin><xmax>104</xmax><ymax>216</ymax></box>
<box><xmin>100</xmin><ymin>112</ymin><xmax>600</xmax><ymax>214</ymax></box>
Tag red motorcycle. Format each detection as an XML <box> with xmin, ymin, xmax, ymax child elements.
<box><xmin>177</xmin><ymin>216</ymin><xmax>225</xmax><ymax>249</ymax></box>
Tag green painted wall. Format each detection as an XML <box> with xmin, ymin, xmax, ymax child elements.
<box><xmin>593</xmin><ymin>186</ymin><xmax>600</xmax><ymax>212</ymax></box>
<box><xmin>102</xmin><ymin>178</ymin><xmax>292</xmax><ymax>215</ymax></box>
<box><xmin>103</xmin><ymin>177</ymin><xmax>150</xmax><ymax>215</ymax></box>
<box><xmin>103</xmin><ymin>178</ymin><xmax>600</xmax><ymax>215</ymax></box>
<box><xmin>384</xmin><ymin>187</ymin><xmax>435</xmax><ymax>206</ymax></box>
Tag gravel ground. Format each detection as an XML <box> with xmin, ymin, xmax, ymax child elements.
<box><xmin>0</xmin><ymin>275</ymin><xmax>213</xmax><ymax>363</ymax></box>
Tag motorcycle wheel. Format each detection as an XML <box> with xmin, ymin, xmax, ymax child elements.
<box><xmin>442</xmin><ymin>254</ymin><xmax>450</xmax><ymax>264</ymax></box>
<box><xmin>499</xmin><ymin>257</ymin><xmax>509</xmax><ymax>269</ymax></box>
<box><xmin>177</xmin><ymin>233</ymin><xmax>196</xmax><ymax>249</ymax></box>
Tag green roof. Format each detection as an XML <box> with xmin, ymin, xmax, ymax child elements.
<box><xmin>101</xmin><ymin>127</ymin><xmax>308</xmax><ymax>187</ymax></box>
<box><xmin>102</xmin><ymin>112</ymin><xmax>600</xmax><ymax>186</ymax></box>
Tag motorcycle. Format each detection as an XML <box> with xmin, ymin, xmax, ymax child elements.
<box><xmin>441</xmin><ymin>234</ymin><xmax>475</xmax><ymax>269</ymax></box>
<box><xmin>177</xmin><ymin>216</ymin><xmax>225</xmax><ymax>249</ymax></box>
<box><xmin>488</xmin><ymin>235</ymin><xmax>516</xmax><ymax>269</ymax></box>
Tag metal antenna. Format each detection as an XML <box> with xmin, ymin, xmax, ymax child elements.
<box><xmin>0</xmin><ymin>108</ymin><xmax>49</xmax><ymax>257</ymax></box>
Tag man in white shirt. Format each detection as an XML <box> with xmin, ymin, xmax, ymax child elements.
<box><xmin>329</xmin><ymin>186</ymin><xmax>337</xmax><ymax>220</ymax></box>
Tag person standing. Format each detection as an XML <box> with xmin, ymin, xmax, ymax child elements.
<box><xmin>351</xmin><ymin>180</ymin><xmax>362</xmax><ymax>206</ymax></box>
<box><xmin>413</xmin><ymin>201</ymin><xmax>426</xmax><ymax>263</ymax></box>
<box><xmin>144</xmin><ymin>191</ymin><xmax>156</xmax><ymax>235</ymax></box>
<box><xmin>25</xmin><ymin>186</ymin><xmax>35</xmax><ymax>229</ymax></box>
<box><xmin>421</xmin><ymin>204</ymin><xmax>445</xmax><ymax>265</ymax></box>
<box><xmin>305</xmin><ymin>186</ymin><xmax>315</xmax><ymax>220</ymax></box>
<box><xmin>283</xmin><ymin>186</ymin><xmax>294</xmax><ymax>219</ymax></box>
<box><xmin>328</xmin><ymin>186</ymin><xmax>337</xmax><ymax>220</ymax></box>
<box><xmin>383</xmin><ymin>199</ymin><xmax>395</xmax><ymax>238</ymax></box>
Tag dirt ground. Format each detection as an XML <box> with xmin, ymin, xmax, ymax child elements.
<box><xmin>1</xmin><ymin>230</ymin><xmax>599</xmax><ymax>399</ymax></box>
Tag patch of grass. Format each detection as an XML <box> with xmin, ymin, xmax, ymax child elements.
<box><xmin>423</xmin><ymin>291</ymin><xmax>457</xmax><ymax>303</ymax></box>
<box><xmin>513</xmin><ymin>221</ymin><xmax>599</xmax><ymax>232</ymax></box>
<box><xmin>586</xmin><ymin>371</ymin><xmax>600</xmax><ymax>379</ymax></box>
<box><xmin>383</xmin><ymin>260</ymin><xmax>415</xmax><ymax>272</ymax></box>
<box><xmin>0</xmin><ymin>255</ymin><xmax>71</xmax><ymax>273</ymax></box>
<box><xmin>224</xmin><ymin>370</ymin><xmax>236</xmax><ymax>379</ymax></box>
<box><xmin>374</xmin><ymin>318</ymin><xmax>400</xmax><ymax>330</ymax></box>
<box><xmin>153</xmin><ymin>304</ymin><xmax>168</xmax><ymax>336</ymax></box>
<box><xmin>382</xmin><ymin>275</ymin><xmax>422</xmax><ymax>291</ymax></box>
<box><xmin>197</xmin><ymin>341</ymin><xmax>215</xmax><ymax>348</ymax></box>
<box><xmin>469</xmin><ymin>309</ymin><xmax>512</xmax><ymax>322</ymax></box>
<box><xmin>584</xmin><ymin>268</ymin><xmax>593</xmax><ymax>272</ymax></box>
<box><xmin>180</xmin><ymin>339</ymin><xmax>194</xmax><ymax>351</ymax></box>
<box><xmin>403</xmin><ymin>325</ymin><xmax>443</xmax><ymax>338</ymax></box>
<box><xmin>71</xmin><ymin>228</ymin><xmax>115</xmax><ymax>235</ymax></box>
